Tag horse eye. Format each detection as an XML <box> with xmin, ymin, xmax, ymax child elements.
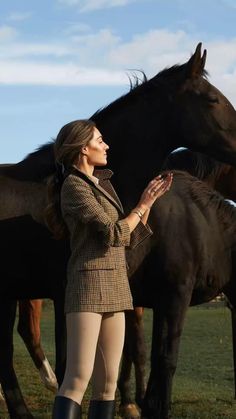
<box><xmin>208</xmin><ymin>94</ymin><xmax>219</xmax><ymax>104</ymax></box>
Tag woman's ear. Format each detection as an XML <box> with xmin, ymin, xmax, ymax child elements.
<box><xmin>81</xmin><ymin>146</ymin><xmax>88</xmax><ymax>156</ymax></box>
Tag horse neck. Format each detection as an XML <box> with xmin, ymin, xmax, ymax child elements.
<box><xmin>95</xmin><ymin>104</ymin><xmax>177</xmax><ymax>204</ymax></box>
<box><xmin>108</xmin><ymin>134</ymin><xmax>174</xmax><ymax>207</ymax></box>
<box><xmin>204</xmin><ymin>164</ymin><xmax>236</xmax><ymax>201</ymax></box>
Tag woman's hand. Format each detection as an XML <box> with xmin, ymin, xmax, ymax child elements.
<box><xmin>137</xmin><ymin>172</ymin><xmax>173</xmax><ymax>211</ymax></box>
<box><xmin>126</xmin><ymin>173</ymin><xmax>173</xmax><ymax>232</ymax></box>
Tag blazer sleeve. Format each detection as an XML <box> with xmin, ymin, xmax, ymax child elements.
<box><xmin>61</xmin><ymin>176</ymin><xmax>131</xmax><ymax>247</ymax></box>
<box><xmin>102</xmin><ymin>179</ymin><xmax>153</xmax><ymax>249</ymax></box>
<box><xmin>129</xmin><ymin>222</ymin><xmax>153</xmax><ymax>249</ymax></box>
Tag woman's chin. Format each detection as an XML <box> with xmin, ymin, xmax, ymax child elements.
<box><xmin>96</xmin><ymin>160</ymin><xmax>107</xmax><ymax>166</ymax></box>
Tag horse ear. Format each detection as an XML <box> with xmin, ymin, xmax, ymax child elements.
<box><xmin>186</xmin><ymin>42</ymin><xmax>207</xmax><ymax>79</ymax></box>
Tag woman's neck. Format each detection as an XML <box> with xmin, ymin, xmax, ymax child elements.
<box><xmin>75</xmin><ymin>161</ymin><xmax>94</xmax><ymax>177</ymax></box>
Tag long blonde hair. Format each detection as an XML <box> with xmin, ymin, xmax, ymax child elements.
<box><xmin>45</xmin><ymin>119</ymin><xmax>96</xmax><ymax>239</ymax></box>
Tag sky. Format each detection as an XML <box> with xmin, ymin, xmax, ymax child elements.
<box><xmin>1</xmin><ymin>0</ymin><xmax>236</xmax><ymax>162</ymax></box>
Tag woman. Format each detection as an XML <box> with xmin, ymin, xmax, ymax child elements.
<box><xmin>47</xmin><ymin>119</ymin><xmax>172</xmax><ymax>419</ymax></box>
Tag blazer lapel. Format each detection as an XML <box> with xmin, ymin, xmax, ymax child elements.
<box><xmin>69</xmin><ymin>167</ymin><xmax>124</xmax><ymax>214</ymax></box>
<box><xmin>94</xmin><ymin>182</ymin><xmax>124</xmax><ymax>214</ymax></box>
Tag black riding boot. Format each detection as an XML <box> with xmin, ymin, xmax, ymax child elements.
<box><xmin>52</xmin><ymin>396</ymin><xmax>81</xmax><ymax>418</ymax></box>
<box><xmin>87</xmin><ymin>400</ymin><xmax>115</xmax><ymax>419</ymax></box>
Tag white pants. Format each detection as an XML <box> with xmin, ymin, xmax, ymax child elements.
<box><xmin>58</xmin><ymin>311</ymin><xmax>125</xmax><ymax>404</ymax></box>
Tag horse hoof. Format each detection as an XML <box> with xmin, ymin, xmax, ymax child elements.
<box><xmin>39</xmin><ymin>358</ymin><xmax>58</xmax><ymax>393</ymax></box>
<box><xmin>119</xmin><ymin>403</ymin><xmax>140</xmax><ymax>419</ymax></box>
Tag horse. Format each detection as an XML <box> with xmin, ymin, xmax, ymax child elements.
<box><xmin>118</xmin><ymin>150</ymin><xmax>236</xmax><ymax>418</ymax></box>
<box><xmin>163</xmin><ymin>148</ymin><xmax>236</xmax><ymax>399</ymax></box>
<box><xmin>126</xmin><ymin>169</ymin><xmax>236</xmax><ymax>418</ymax></box>
<box><xmin>1</xmin><ymin>42</ymin><xmax>236</xmax><ymax>418</ymax></box>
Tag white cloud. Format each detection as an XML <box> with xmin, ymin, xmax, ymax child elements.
<box><xmin>0</xmin><ymin>28</ymin><xmax>121</xmax><ymax>65</ymax></box>
<box><xmin>1</xmin><ymin>24</ymin><xmax>236</xmax><ymax>107</ymax></box>
<box><xmin>108</xmin><ymin>29</ymin><xmax>192</xmax><ymax>74</ymax></box>
<box><xmin>64</xmin><ymin>22</ymin><xmax>91</xmax><ymax>34</ymax></box>
<box><xmin>7</xmin><ymin>11</ymin><xmax>32</xmax><ymax>22</ymax></box>
<box><xmin>0</xmin><ymin>60</ymin><xmax>127</xmax><ymax>86</ymax></box>
<box><xmin>58</xmin><ymin>0</ymin><xmax>137</xmax><ymax>12</ymax></box>
<box><xmin>0</xmin><ymin>42</ymin><xmax>72</xmax><ymax>59</ymax></box>
<box><xmin>0</xmin><ymin>25</ymin><xmax>18</xmax><ymax>42</ymax></box>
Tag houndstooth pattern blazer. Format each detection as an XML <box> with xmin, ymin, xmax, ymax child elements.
<box><xmin>61</xmin><ymin>167</ymin><xmax>152</xmax><ymax>313</ymax></box>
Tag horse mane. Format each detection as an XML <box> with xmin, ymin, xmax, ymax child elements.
<box><xmin>162</xmin><ymin>149</ymin><xmax>223</xmax><ymax>180</ymax></box>
<box><xmin>91</xmin><ymin>61</ymin><xmax>198</xmax><ymax>120</ymax></box>
<box><xmin>127</xmin><ymin>70</ymin><xmax>148</xmax><ymax>90</ymax></box>
<box><xmin>91</xmin><ymin>70</ymin><xmax>149</xmax><ymax>120</ymax></box>
<box><xmin>171</xmin><ymin>170</ymin><xmax>236</xmax><ymax>230</ymax></box>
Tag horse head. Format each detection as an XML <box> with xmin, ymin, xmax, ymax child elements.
<box><xmin>159</xmin><ymin>43</ymin><xmax>236</xmax><ymax>165</ymax></box>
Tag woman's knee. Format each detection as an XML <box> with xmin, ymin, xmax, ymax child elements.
<box><xmin>92</xmin><ymin>373</ymin><xmax>118</xmax><ymax>400</ymax></box>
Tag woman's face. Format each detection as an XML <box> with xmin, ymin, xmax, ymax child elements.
<box><xmin>83</xmin><ymin>127</ymin><xmax>109</xmax><ymax>166</ymax></box>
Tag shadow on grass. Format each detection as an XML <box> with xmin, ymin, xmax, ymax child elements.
<box><xmin>172</xmin><ymin>396</ymin><xmax>236</xmax><ymax>418</ymax></box>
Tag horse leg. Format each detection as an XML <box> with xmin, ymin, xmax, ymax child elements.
<box><xmin>141</xmin><ymin>289</ymin><xmax>191</xmax><ymax>419</ymax></box>
<box><xmin>17</xmin><ymin>299</ymin><xmax>58</xmax><ymax>392</ymax></box>
<box><xmin>133</xmin><ymin>307</ymin><xmax>146</xmax><ymax>407</ymax></box>
<box><xmin>224</xmin><ymin>287</ymin><xmax>236</xmax><ymax>400</ymax></box>
<box><xmin>118</xmin><ymin>308</ymin><xmax>146</xmax><ymax>419</ymax></box>
<box><xmin>224</xmin><ymin>284</ymin><xmax>236</xmax><ymax>399</ymax></box>
<box><xmin>0</xmin><ymin>299</ymin><xmax>34</xmax><ymax>418</ymax></box>
<box><xmin>230</xmin><ymin>306</ymin><xmax>236</xmax><ymax>399</ymax></box>
<box><xmin>17</xmin><ymin>299</ymin><xmax>43</xmax><ymax>369</ymax></box>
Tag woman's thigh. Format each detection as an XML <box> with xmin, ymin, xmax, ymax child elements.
<box><xmin>91</xmin><ymin>311</ymin><xmax>125</xmax><ymax>399</ymax></box>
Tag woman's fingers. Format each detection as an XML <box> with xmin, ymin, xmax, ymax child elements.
<box><xmin>139</xmin><ymin>173</ymin><xmax>173</xmax><ymax>209</ymax></box>
<box><xmin>149</xmin><ymin>172</ymin><xmax>173</xmax><ymax>188</ymax></box>
<box><xmin>147</xmin><ymin>180</ymin><xmax>165</xmax><ymax>196</ymax></box>
<box><xmin>150</xmin><ymin>175</ymin><xmax>172</xmax><ymax>192</ymax></box>
<box><xmin>153</xmin><ymin>175</ymin><xmax>173</xmax><ymax>197</ymax></box>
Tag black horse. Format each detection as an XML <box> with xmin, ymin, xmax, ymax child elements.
<box><xmin>120</xmin><ymin>149</ymin><xmax>236</xmax><ymax>417</ymax></box>
<box><xmin>118</xmin><ymin>149</ymin><xmax>236</xmax><ymax>417</ymax></box>
<box><xmin>126</xmin><ymin>169</ymin><xmax>236</xmax><ymax>418</ymax></box>
<box><xmin>1</xmin><ymin>43</ymin><xmax>236</xmax><ymax>418</ymax></box>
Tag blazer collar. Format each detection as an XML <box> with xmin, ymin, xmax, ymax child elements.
<box><xmin>69</xmin><ymin>166</ymin><xmax>124</xmax><ymax>214</ymax></box>
<box><xmin>94</xmin><ymin>168</ymin><xmax>114</xmax><ymax>180</ymax></box>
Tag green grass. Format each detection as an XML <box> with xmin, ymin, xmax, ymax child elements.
<box><xmin>0</xmin><ymin>301</ymin><xmax>236</xmax><ymax>418</ymax></box>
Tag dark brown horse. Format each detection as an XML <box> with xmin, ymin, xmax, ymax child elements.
<box><xmin>118</xmin><ymin>150</ymin><xmax>236</xmax><ymax>418</ymax></box>
<box><xmin>128</xmin><ymin>170</ymin><xmax>236</xmax><ymax>418</ymax></box>
<box><xmin>2</xmin><ymin>43</ymin><xmax>236</xmax><ymax>418</ymax></box>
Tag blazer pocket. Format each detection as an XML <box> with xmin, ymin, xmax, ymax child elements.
<box><xmin>76</xmin><ymin>268</ymin><xmax>118</xmax><ymax>305</ymax></box>
<box><xmin>76</xmin><ymin>260</ymin><xmax>124</xmax><ymax>270</ymax></box>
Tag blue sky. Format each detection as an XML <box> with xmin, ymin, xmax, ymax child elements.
<box><xmin>1</xmin><ymin>0</ymin><xmax>236</xmax><ymax>162</ymax></box>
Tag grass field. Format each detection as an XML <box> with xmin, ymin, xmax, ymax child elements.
<box><xmin>0</xmin><ymin>301</ymin><xmax>236</xmax><ymax>418</ymax></box>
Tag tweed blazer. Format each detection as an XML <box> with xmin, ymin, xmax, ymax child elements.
<box><xmin>61</xmin><ymin>167</ymin><xmax>152</xmax><ymax>313</ymax></box>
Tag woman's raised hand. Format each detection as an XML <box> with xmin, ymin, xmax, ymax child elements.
<box><xmin>138</xmin><ymin>172</ymin><xmax>173</xmax><ymax>211</ymax></box>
